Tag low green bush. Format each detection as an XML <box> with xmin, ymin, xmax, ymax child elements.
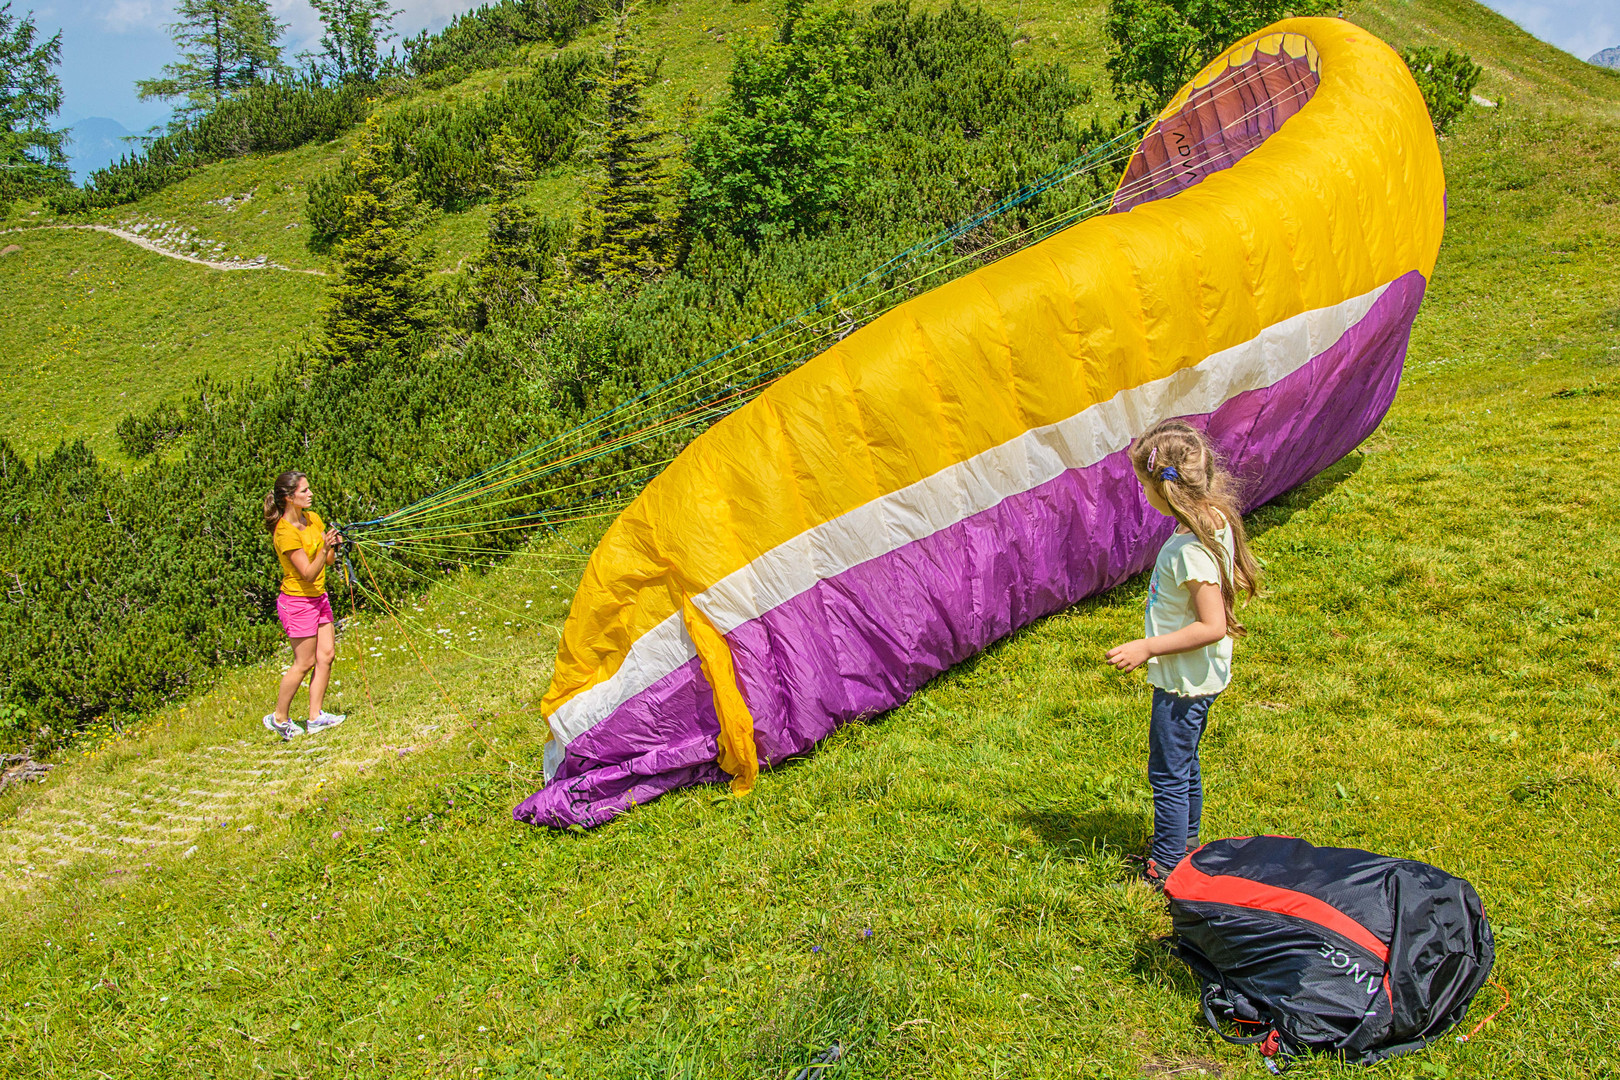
<box><xmin>1402</xmin><ymin>47</ymin><xmax>1483</xmax><ymax>135</ymax></box>
<box><xmin>113</xmin><ymin>401</ymin><xmax>188</xmax><ymax>458</ymax></box>
<box><xmin>0</xmin><ymin>168</ymin><xmax>71</xmax><ymax>217</ymax></box>
<box><xmin>849</xmin><ymin>0</ymin><xmax>1107</xmax><ymax>232</ymax></box>
<box><xmin>687</xmin><ymin>0</ymin><xmax>1111</xmax><ymax>244</ymax></box>
<box><xmin>1103</xmin><ymin>0</ymin><xmax>1333</xmax><ymax>110</ymax></box>
<box><xmin>401</xmin><ymin>0</ymin><xmax>608</xmax><ymax>81</ymax></box>
<box><xmin>306</xmin><ymin>52</ymin><xmax>595</xmax><ymax>250</ymax></box>
<box><xmin>0</xmin><ymin>700</ymin><xmax>30</xmax><ymax>741</ymax></box>
<box><xmin>50</xmin><ymin>80</ymin><xmax>370</xmax><ymax>214</ymax></box>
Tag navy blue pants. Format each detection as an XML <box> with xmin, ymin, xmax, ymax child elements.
<box><xmin>1147</xmin><ymin>688</ymin><xmax>1219</xmax><ymax>872</ymax></box>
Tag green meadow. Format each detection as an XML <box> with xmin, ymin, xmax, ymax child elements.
<box><xmin>0</xmin><ymin>229</ymin><xmax>324</xmax><ymax>460</ymax></box>
<box><xmin>2</xmin><ymin>0</ymin><xmax>1619</xmax><ymax>1077</ymax></box>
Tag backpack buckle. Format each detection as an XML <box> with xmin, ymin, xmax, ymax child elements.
<box><xmin>1259</xmin><ymin>1030</ymin><xmax>1292</xmax><ymax>1074</ymax></box>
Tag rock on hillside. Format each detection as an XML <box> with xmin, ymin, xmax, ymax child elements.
<box><xmin>1589</xmin><ymin>46</ymin><xmax>1620</xmax><ymax>69</ymax></box>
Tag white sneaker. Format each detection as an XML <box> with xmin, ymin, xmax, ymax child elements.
<box><xmin>262</xmin><ymin>714</ymin><xmax>301</xmax><ymax>741</ymax></box>
<box><xmin>306</xmin><ymin>711</ymin><xmax>346</xmax><ymax>733</ymax></box>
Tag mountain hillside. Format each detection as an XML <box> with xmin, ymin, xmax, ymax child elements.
<box><xmin>3</xmin><ymin>0</ymin><xmax>1614</xmax><ymax>459</ymax></box>
<box><xmin>1591</xmin><ymin>46</ymin><xmax>1620</xmax><ymax>68</ymax></box>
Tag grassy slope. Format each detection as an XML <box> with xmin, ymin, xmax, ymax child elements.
<box><xmin>4</xmin><ymin>2</ymin><xmax>1620</xmax><ymax>1078</ymax></box>
<box><xmin>0</xmin><ymin>229</ymin><xmax>324</xmax><ymax>459</ymax></box>
<box><xmin>0</xmin><ymin>0</ymin><xmax>775</xmax><ymax>458</ymax></box>
<box><xmin>1357</xmin><ymin>0</ymin><xmax>1620</xmax><ymax>114</ymax></box>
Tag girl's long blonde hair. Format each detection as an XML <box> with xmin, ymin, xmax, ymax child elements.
<box><xmin>1129</xmin><ymin>420</ymin><xmax>1261</xmax><ymax>636</ymax></box>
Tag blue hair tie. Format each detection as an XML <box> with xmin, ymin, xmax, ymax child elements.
<box><xmin>1159</xmin><ymin>466</ymin><xmax>1181</xmax><ymax>482</ymax></box>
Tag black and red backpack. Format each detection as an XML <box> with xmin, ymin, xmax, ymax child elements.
<box><xmin>1164</xmin><ymin>836</ymin><xmax>1495</xmax><ymax>1069</ymax></box>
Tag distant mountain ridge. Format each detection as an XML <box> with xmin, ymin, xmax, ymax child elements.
<box><xmin>1590</xmin><ymin>46</ymin><xmax>1620</xmax><ymax>69</ymax></box>
<box><xmin>65</xmin><ymin>117</ymin><xmax>137</xmax><ymax>183</ymax></box>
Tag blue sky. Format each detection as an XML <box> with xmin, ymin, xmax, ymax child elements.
<box><xmin>37</xmin><ymin>0</ymin><xmax>1620</xmax><ymax>135</ymax></box>
<box><xmin>1485</xmin><ymin>0</ymin><xmax>1618</xmax><ymax>63</ymax></box>
<box><xmin>44</xmin><ymin>0</ymin><xmax>482</xmax><ymax>132</ymax></box>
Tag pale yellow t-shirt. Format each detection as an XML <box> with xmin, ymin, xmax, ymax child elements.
<box><xmin>1144</xmin><ymin>522</ymin><xmax>1233</xmax><ymax>698</ymax></box>
<box><xmin>274</xmin><ymin>511</ymin><xmax>327</xmax><ymax>597</ymax></box>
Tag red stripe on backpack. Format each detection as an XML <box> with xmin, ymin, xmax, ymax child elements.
<box><xmin>1165</xmin><ymin>854</ymin><xmax>1390</xmax><ymax>963</ymax></box>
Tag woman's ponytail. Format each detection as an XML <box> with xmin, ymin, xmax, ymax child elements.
<box><xmin>264</xmin><ymin>471</ymin><xmax>307</xmax><ymax>534</ymax></box>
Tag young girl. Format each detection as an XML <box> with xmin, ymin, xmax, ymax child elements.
<box><xmin>1105</xmin><ymin>420</ymin><xmax>1260</xmax><ymax>889</ymax></box>
<box><xmin>262</xmin><ymin>471</ymin><xmax>347</xmax><ymax>741</ymax></box>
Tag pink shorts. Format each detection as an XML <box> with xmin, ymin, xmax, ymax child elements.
<box><xmin>277</xmin><ymin>592</ymin><xmax>334</xmax><ymax>638</ymax></box>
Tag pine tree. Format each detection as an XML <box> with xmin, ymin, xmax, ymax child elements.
<box><xmin>0</xmin><ymin>3</ymin><xmax>67</xmax><ymax>193</ymax></box>
<box><xmin>570</xmin><ymin>3</ymin><xmax>675</xmax><ymax>282</ymax></box>
<box><xmin>484</xmin><ymin>121</ymin><xmax>532</xmax><ymax>202</ymax></box>
<box><xmin>309</xmin><ymin>0</ymin><xmax>400</xmax><ymax>84</ymax></box>
<box><xmin>136</xmin><ymin>0</ymin><xmax>288</xmax><ymax>124</ymax></box>
<box><xmin>323</xmin><ymin>115</ymin><xmax>431</xmax><ymax>362</ymax></box>
<box><xmin>231</xmin><ymin>0</ymin><xmax>289</xmax><ymax>84</ymax></box>
<box><xmin>462</xmin><ymin>203</ymin><xmax>569</xmax><ymax>328</ymax></box>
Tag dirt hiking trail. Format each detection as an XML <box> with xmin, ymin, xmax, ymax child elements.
<box><xmin>3</xmin><ymin>223</ymin><xmax>327</xmax><ymax>274</ymax></box>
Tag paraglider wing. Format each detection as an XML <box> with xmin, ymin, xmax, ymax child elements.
<box><xmin>517</xmin><ymin>19</ymin><xmax>1444</xmax><ymax>828</ymax></box>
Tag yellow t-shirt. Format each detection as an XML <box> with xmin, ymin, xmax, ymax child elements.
<box><xmin>274</xmin><ymin>511</ymin><xmax>327</xmax><ymax>597</ymax></box>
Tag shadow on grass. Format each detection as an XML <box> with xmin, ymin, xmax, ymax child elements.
<box><xmin>1245</xmin><ymin>451</ymin><xmax>1364</xmax><ymax>541</ymax></box>
<box><xmin>1019</xmin><ymin>806</ymin><xmax>1208</xmax><ymax>1002</ymax></box>
<box><xmin>1128</xmin><ymin>932</ymin><xmax>1202</xmax><ymax>991</ymax></box>
<box><xmin>1017</xmin><ymin>805</ymin><xmax>1149</xmax><ymax>859</ymax></box>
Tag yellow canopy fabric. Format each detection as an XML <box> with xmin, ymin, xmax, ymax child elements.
<box><xmin>518</xmin><ymin>18</ymin><xmax>1444</xmax><ymax>828</ymax></box>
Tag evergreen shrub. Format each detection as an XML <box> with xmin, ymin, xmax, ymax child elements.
<box><xmin>306</xmin><ymin>52</ymin><xmax>594</xmax><ymax>249</ymax></box>
<box><xmin>50</xmin><ymin>80</ymin><xmax>369</xmax><ymax>213</ymax></box>
<box><xmin>686</xmin><ymin>0</ymin><xmax>1112</xmax><ymax>244</ymax></box>
<box><xmin>114</xmin><ymin>402</ymin><xmax>188</xmax><ymax>458</ymax></box>
<box><xmin>1402</xmin><ymin>47</ymin><xmax>1482</xmax><ymax>135</ymax></box>
<box><xmin>0</xmin><ymin>169</ymin><xmax>70</xmax><ymax>216</ymax></box>
<box><xmin>849</xmin><ymin>0</ymin><xmax>1106</xmax><ymax>232</ymax></box>
<box><xmin>402</xmin><ymin>0</ymin><xmax>608</xmax><ymax>81</ymax></box>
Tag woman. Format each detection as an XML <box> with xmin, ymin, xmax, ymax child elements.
<box><xmin>262</xmin><ymin>471</ymin><xmax>347</xmax><ymax>740</ymax></box>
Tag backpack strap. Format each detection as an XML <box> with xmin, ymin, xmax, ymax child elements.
<box><xmin>1201</xmin><ymin>988</ymin><xmax>1297</xmax><ymax>1073</ymax></box>
<box><xmin>1205</xmin><ymin>990</ymin><xmax>1302</xmax><ymax>1075</ymax></box>
<box><xmin>1199</xmin><ymin>985</ymin><xmax>1274</xmax><ymax>1045</ymax></box>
